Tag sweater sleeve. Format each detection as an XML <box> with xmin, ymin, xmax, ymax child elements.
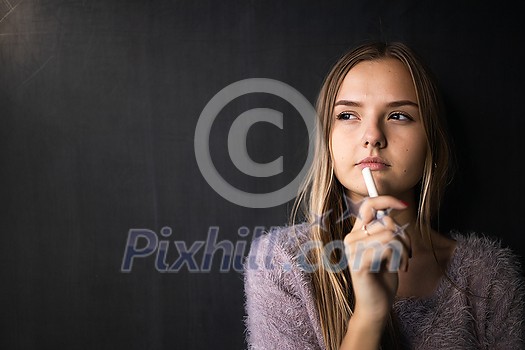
<box><xmin>243</xmin><ymin>229</ymin><xmax>323</xmax><ymax>350</ymax></box>
<box><xmin>484</xmin><ymin>245</ymin><xmax>525</xmax><ymax>349</ymax></box>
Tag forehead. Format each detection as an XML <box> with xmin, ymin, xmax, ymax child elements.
<box><xmin>336</xmin><ymin>58</ymin><xmax>417</xmax><ymax>101</ymax></box>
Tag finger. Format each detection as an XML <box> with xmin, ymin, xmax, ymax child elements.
<box><xmin>345</xmin><ymin>220</ymin><xmax>381</xmax><ymax>242</ymax></box>
<box><xmin>346</xmin><ymin>231</ymin><xmax>410</xmax><ymax>272</ymax></box>
<box><xmin>358</xmin><ymin>196</ymin><xmax>408</xmax><ymax>225</ymax></box>
<box><xmin>366</xmin><ymin>215</ymin><xmax>397</xmax><ymax>234</ymax></box>
<box><xmin>345</xmin><ymin>216</ymin><xmax>408</xmax><ymax>245</ymax></box>
<box><xmin>375</xmin><ymin>226</ymin><xmax>412</xmax><ymax>263</ymax></box>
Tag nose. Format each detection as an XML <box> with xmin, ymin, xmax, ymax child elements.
<box><xmin>362</xmin><ymin>121</ymin><xmax>386</xmax><ymax>148</ymax></box>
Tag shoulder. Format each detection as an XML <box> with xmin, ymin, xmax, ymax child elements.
<box><xmin>449</xmin><ymin>232</ymin><xmax>525</xmax><ymax>345</ymax></box>
<box><xmin>243</xmin><ymin>224</ymin><xmax>324</xmax><ymax>349</ymax></box>
<box><xmin>246</xmin><ymin>223</ymin><xmax>312</xmax><ymax>268</ymax></box>
<box><xmin>243</xmin><ymin>223</ymin><xmax>316</xmax><ymax>319</ymax></box>
<box><xmin>451</xmin><ymin>231</ymin><xmax>523</xmax><ymax>272</ymax></box>
<box><xmin>243</xmin><ymin>223</ymin><xmax>316</xmax><ymax>298</ymax></box>
<box><xmin>449</xmin><ymin>231</ymin><xmax>525</xmax><ymax>294</ymax></box>
<box><xmin>256</xmin><ymin>223</ymin><xmax>312</xmax><ymax>249</ymax></box>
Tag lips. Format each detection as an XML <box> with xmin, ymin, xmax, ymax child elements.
<box><xmin>356</xmin><ymin>157</ymin><xmax>390</xmax><ymax>170</ymax></box>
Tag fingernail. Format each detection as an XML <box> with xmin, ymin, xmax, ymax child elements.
<box><xmin>400</xmin><ymin>200</ymin><xmax>409</xmax><ymax>207</ymax></box>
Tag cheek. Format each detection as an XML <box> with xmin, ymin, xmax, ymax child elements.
<box><xmin>401</xmin><ymin>138</ymin><xmax>427</xmax><ymax>179</ymax></box>
<box><xmin>330</xmin><ymin>130</ymin><xmax>351</xmax><ymax>183</ymax></box>
<box><xmin>330</xmin><ymin>128</ymin><xmax>359</xmax><ymax>177</ymax></box>
<box><xmin>330</xmin><ymin>129</ymin><xmax>345</xmax><ymax>166</ymax></box>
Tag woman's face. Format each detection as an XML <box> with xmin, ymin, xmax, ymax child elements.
<box><xmin>330</xmin><ymin>58</ymin><xmax>427</xmax><ymax>202</ymax></box>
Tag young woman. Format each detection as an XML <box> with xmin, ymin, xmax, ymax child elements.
<box><xmin>244</xmin><ymin>41</ymin><xmax>525</xmax><ymax>349</ymax></box>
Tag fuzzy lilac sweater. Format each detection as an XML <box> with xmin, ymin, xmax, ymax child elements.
<box><xmin>243</xmin><ymin>225</ymin><xmax>525</xmax><ymax>349</ymax></box>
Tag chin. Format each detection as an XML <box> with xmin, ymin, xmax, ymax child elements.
<box><xmin>341</xmin><ymin>186</ymin><xmax>368</xmax><ymax>200</ymax></box>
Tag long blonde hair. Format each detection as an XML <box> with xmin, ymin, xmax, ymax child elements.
<box><xmin>291</xmin><ymin>41</ymin><xmax>454</xmax><ymax>350</ymax></box>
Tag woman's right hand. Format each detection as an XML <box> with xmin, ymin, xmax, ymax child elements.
<box><xmin>343</xmin><ymin>196</ymin><xmax>411</xmax><ymax>324</ymax></box>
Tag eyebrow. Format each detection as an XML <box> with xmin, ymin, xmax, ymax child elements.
<box><xmin>334</xmin><ymin>100</ymin><xmax>419</xmax><ymax>108</ymax></box>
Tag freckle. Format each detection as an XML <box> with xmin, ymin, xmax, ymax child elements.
<box><xmin>403</xmin><ymin>169</ymin><xmax>407</xmax><ymax>173</ymax></box>
<box><xmin>405</xmin><ymin>148</ymin><xmax>408</xmax><ymax>152</ymax></box>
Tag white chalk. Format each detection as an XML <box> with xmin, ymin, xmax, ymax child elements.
<box><xmin>362</xmin><ymin>167</ymin><xmax>379</xmax><ymax>197</ymax></box>
<box><xmin>361</xmin><ymin>167</ymin><xmax>386</xmax><ymax>218</ymax></box>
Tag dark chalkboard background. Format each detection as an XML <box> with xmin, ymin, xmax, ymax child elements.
<box><xmin>2</xmin><ymin>1</ymin><xmax>524</xmax><ymax>349</ymax></box>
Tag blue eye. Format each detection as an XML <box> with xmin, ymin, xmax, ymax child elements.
<box><xmin>336</xmin><ymin>112</ymin><xmax>358</xmax><ymax>120</ymax></box>
<box><xmin>389</xmin><ymin>112</ymin><xmax>412</xmax><ymax>121</ymax></box>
